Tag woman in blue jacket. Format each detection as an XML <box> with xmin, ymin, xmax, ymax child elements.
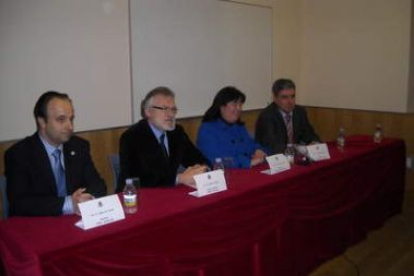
<box><xmin>197</xmin><ymin>86</ymin><xmax>267</xmax><ymax>168</ymax></box>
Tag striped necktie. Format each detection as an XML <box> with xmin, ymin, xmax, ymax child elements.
<box><xmin>284</xmin><ymin>114</ymin><xmax>294</xmax><ymax>144</ymax></box>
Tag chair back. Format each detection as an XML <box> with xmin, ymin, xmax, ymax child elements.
<box><xmin>108</xmin><ymin>154</ymin><xmax>120</xmax><ymax>193</ymax></box>
<box><xmin>0</xmin><ymin>175</ymin><xmax>8</xmax><ymax>219</ymax></box>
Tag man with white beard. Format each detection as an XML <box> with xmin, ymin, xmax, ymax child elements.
<box><xmin>117</xmin><ymin>86</ymin><xmax>209</xmax><ymax>191</ymax></box>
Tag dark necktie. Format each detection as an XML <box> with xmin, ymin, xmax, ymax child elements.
<box><xmin>159</xmin><ymin>133</ymin><xmax>169</xmax><ymax>158</ymax></box>
<box><xmin>285</xmin><ymin>114</ymin><xmax>294</xmax><ymax>144</ymax></box>
<box><xmin>52</xmin><ymin>149</ymin><xmax>67</xmax><ymax>197</ymax></box>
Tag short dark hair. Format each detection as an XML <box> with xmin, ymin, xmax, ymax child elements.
<box><xmin>272</xmin><ymin>78</ymin><xmax>296</xmax><ymax>96</ymax></box>
<box><xmin>140</xmin><ymin>86</ymin><xmax>175</xmax><ymax>118</ymax></box>
<box><xmin>33</xmin><ymin>91</ymin><xmax>71</xmax><ymax>127</ymax></box>
<box><xmin>202</xmin><ymin>86</ymin><xmax>246</xmax><ymax>124</ymax></box>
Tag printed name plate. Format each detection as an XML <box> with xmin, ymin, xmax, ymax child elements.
<box><xmin>75</xmin><ymin>194</ymin><xmax>125</xmax><ymax>230</ymax></box>
<box><xmin>306</xmin><ymin>143</ymin><xmax>331</xmax><ymax>161</ymax></box>
<box><xmin>189</xmin><ymin>169</ymin><xmax>227</xmax><ymax>197</ymax></box>
<box><xmin>261</xmin><ymin>154</ymin><xmax>291</xmax><ymax>175</ymax></box>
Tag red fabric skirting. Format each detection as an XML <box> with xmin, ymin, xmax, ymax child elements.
<box><xmin>0</xmin><ymin>136</ymin><xmax>406</xmax><ymax>276</ymax></box>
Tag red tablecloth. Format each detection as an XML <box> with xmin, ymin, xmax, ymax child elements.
<box><xmin>0</xmin><ymin>136</ymin><xmax>406</xmax><ymax>276</ymax></box>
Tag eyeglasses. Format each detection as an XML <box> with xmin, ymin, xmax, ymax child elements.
<box><xmin>150</xmin><ymin>105</ymin><xmax>178</xmax><ymax>114</ymax></box>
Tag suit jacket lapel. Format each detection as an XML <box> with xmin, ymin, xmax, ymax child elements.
<box><xmin>292</xmin><ymin>108</ymin><xmax>299</xmax><ymax>141</ymax></box>
<box><xmin>32</xmin><ymin>133</ymin><xmax>58</xmax><ymax>193</ymax></box>
<box><xmin>143</xmin><ymin>120</ymin><xmax>170</xmax><ymax>165</ymax></box>
<box><xmin>273</xmin><ymin>105</ymin><xmax>288</xmax><ymax>142</ymax></box>
<box><xmin>166</xmin><ymin>131</ymin><xmax>176</xmax><ymax>164</ymax></box>
<box><xmin>63</xmin><ymin>142</ymin><xmax>75</xmax><ymax>194</ymax></box>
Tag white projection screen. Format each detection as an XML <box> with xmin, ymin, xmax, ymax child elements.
<box><xmin>0</xmin><ymin>0</ymin><xmax>131</xmax><ymax>142</ymax></box>
<box><xmin>0</xmin><ymin>0</ymin><xmax>272</xmax><ymax>142</ymax></box>
<box><xmin>130</xmin><ymin>0</ymin><xmax>273</xmax><ymax>121</ymax></box>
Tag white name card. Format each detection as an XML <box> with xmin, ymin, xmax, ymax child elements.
<box><xmin>306</xmin><ymin>143</ymin><xmax>331</xmax><ymax>161</ymax></box>
<box><xmin>75</xmin><ymin>194</ymin><xmax>125</xmax><ymax>230</ymax></box>
<box><xmin>189</xmin><ymin>169</ymin><xmax>227</xmax><ymax>197</ymax></box>
<box><xmin>261</xmin><ymin>154</ymin><xmax>291</xmax><ymax>175</ymax></box>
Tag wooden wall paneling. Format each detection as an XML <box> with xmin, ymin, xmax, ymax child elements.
<box><xmin>306</xmin><ymin>107</ymin><xmax>414</xmax><ymax>192</ymax></box>
<box><xmin>241</xmin><ymin>109</ymin><xmax>261</xmax><ymax>136</ymax></box>
<box><xmin>0</xmin><ymin>141</ymin><xmax>14</xmax><ymax>176</ymax></box>
<box><xmin>177</xmin><ymin>117</ymin><xmax>203</xmax><ymax>144</ymax></box>
<box><xmin>77</xmin><ymin>127</ymin><xmax>127</xmax><ymax>194</ymax></box>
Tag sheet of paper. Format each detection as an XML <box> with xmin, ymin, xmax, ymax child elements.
<box><xmin>76</xmin><ymin>194</ymin><xmax>125</xmax><ymax>230</ymax></box>
<box><xmin>261</xmin><ymin>154</ymin><xmax>291</xmax><ymax>175</ymax></box>
<box><xmin>190</xmin><ymin>169</ymin><xmax>227</xmax><ymax>197</ymax></box>
<box><xmin>307</xmin><ymin>143</ymin><xmax>331</xmax><ymax>161</ymax></box>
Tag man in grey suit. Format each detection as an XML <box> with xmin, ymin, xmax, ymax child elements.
<box><xmin>255</xmin><ymin>78</ymin><xmax>320</xmax><ymax>154</ymax></box>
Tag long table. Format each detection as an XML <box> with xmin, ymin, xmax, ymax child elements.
<box><xmin>0</xmin><ymin>136</ymin><xmax>406</xmax><ymax>276</ymax></box>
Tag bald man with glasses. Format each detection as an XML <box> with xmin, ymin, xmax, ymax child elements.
<box><xmin>117</xmin><ymin>86</ymin><xmax>209</xmax><ymax>191</ymax></box>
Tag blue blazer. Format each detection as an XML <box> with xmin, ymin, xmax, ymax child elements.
<box><xmin>197</xmin><ymin>119</ymin><xmax>265</xmax><ymax>168</ymax></box>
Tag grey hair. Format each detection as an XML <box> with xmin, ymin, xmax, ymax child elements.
<box><xmin>140</xmin><ymin>86</ymin><xmax>175</xmax><ymax>118</ymax></box>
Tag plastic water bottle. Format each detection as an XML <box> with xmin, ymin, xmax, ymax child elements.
<box><xmin>123</xmin><ymin>178</ymin><xmax>138</xmax><ymax>214</ymax></box>
<box><xmin>213</xmin><ymin>158</ymin><xmax>225</xmax><ymax>171</ymax></box>
<box><xmin>373</xmin><ymin>124</ymin><xmax>383</xmax><ymax>143</ymax></box>
<box><xmin>337</xmin><ymin>127</ymin><xmax>346</xmax><ymax>150</ymax></box>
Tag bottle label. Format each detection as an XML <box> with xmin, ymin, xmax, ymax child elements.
<box><xmin>124</xmin><ymin>194</ymin><xmax>137</xmax><ymax>207</ymax></box>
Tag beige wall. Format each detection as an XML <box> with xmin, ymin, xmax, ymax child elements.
<box><xmin>272</xmin><ymin>0</ymin><xmax>304</xmax><ymax>82</ymax></box>
<box><xmin>225</xmin><ymin>0</ymin><xmax>305</xmax><ymax>99</ymax></box>
<box><xmin>272</xmin><ymin>0</ymin><xmax>413</xmax><ymax>113</ymax></box>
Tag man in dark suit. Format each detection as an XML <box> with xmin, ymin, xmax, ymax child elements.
<box><xmin>117</xmin><ymin>86</ymin><xmax>209</xmax><ymax>191</ymax></box>
<box><xmin>5</xmin><ymin>91</ymin><xmax>106</xmax><ymax>217</ymax></box>
<box><xmin>255</xmin><ymin>79</ymin><xmax>320</xmax><ymax>154</ymax></box>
